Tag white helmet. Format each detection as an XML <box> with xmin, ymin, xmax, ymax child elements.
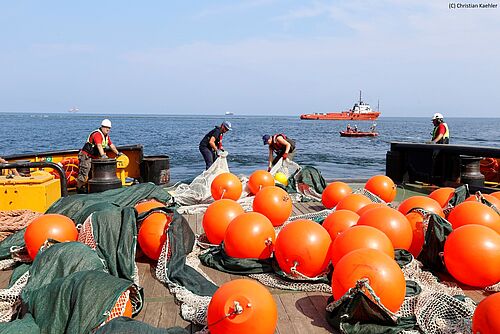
<box><xmin>432</xmin><ymin>113</ymin><xmax>444</xmax><ymax>120</ymax></box>
<box><xmin>101</xmin><ymin>119</ymin><xmax>112</xmax><ymax>128</ymax></box>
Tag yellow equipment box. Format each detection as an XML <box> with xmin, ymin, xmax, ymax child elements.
<box><xmin>0</xmin><ymin>171</ymin><xmax>61</xmax><ymax>213</ymax></box>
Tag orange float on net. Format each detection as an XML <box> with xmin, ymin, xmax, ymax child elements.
<box><xmin>332</xmin><ymin>248</ymin><xmax>406</xmax><ymax>313</ymax></box>
<box><xmin>134</xmin><ymin>199</ymin><xmax>165</xmax><ymax>214</ymax></box>
<box><xmin>24</xmin><ymin>214</ymin><xmax>78</xmax><ymax>260</ymax></box>
<box><xmin>428</xmin><ymin>187</ymin><xmax>455</xmax><ymax>208</ymax></box>
<box><xmin>447</xmin><ymin>201</ymin><xmax>500</xmax><ymax>233</ymax></box>
<box><xmin>397</xmin><ymin>196</ymin><xmax>444</xmax><ymax>217</ymax></box>
<box><xmin>335</xmin><ymin>193</ymin><xmax>372</xmax><ymax>213</ymax></box>
<box><xmin>274</xmin><ymin>219</ymin><xmax>331</xmax><ymax>277</ymax></box>
<box><xmin>123</xmin><ymin>298</ymin><xmax>133</xmax><ymax>317</ymax></box>
<box><xmin>322</xmin><ymin>210</ymin><xmax>359</xmax><ymax>242</ymax></box>
<box><xmin>202</xmin><ymin>199</ymin><xmax>245</xmax><ymax>245</ymax></box>
<box><xmin>357</xmin><ymin>206</ymin><xmax>413</xmax><ymax>250</ymax></box>
<box><xmin>331</xmin><ymin>225</ymin><xmax>394</xmax><ymax>265</ymax></box>
<box><xmin>472</xmin><ymin>292</ymin><xmax>500</xmax><ymax>334</ymax></box>
<box><xmin>252</xmin><ymin>186</ymin><xmax>292</xmax><ymax>226</ymax></box>
<box><xmin>406</xmin><ymin>211</ymin><xmax>426</xmax><ymax>258</ymax></box>
<box><xmin>356</xmin><ymin>203</ymin><xmax>387</xmax><ymax>217</ymax></box>
<box><xmin>444</xmin><ymin>224</ymin><xmax>500</xmax><ymax>287</ymax></box>
<box><xmin>211</xmin><ymin>173</ymin><xmax>243</xmax><ymax>201</ymax></box>
<box><xmin>224</xmin><ymin>212</ymin><xmax>275</xmax><ymax>259</ymax></box>
<box><xmin>138</xmin><ymin>212</ymin><xmax>172</xmax><ymax>260</ymax></box>
<box><xmin>321</xmin><ymin>182</ymin><xmax>352</xmax><ymax>209</ymax></box>
<box><xmin>465</xmin><ymin>194</ymin><xmax>500</xmax><ymax>211</ymax></box>
<box><xmin>491</xmin><ymin>191</ymin><xmax>500</xmax><ymax>201</ymax></box>
<box><xmin>248</xmin><ymin>170</ymin><xmax>275</xmax><ymax>195</ymax></box>
<box><xmin>207</xmin><ymin>279</ymin><xmax>277</xmax><ymax>334</ymax></box>
<box><xmin>364</xmin><ymin>175</ymin><xmax>397</xmax><ymax>203</ymax></box>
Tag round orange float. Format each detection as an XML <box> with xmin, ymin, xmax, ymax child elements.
<box><xmin>248</xmin><ymin>170</ymin><xmax>275</xmax><ymax>195</ymax></box>
<box><xmin>428</xmin><ymin>187</ymin><xmax>455</xmax><ymax>208</ymax></box>
<box><xmin>444</xmin><ymin>224</ymin><xmax>500</xmax><ymax>287</ymax></box>
<box><xmin>332</xmin><ymin>248</ymin><xmax>406</xmax><ymax>313</ymax></box>
<box><xmin>123</xmin><ymin>298</ymin><xmax>133</xmax><ymax>317</ymax></box>
<box><xmin>331</xmin><ymin>225</ymin><xmax>394</xmax><ymax>265</ymax></box>
<box><xmin>134</xmin><ymin>199</ymin><xmax>165</xmax><ymax>214</ymax></box>
<box><xmin>322</xmin><ymin>210</ymin><xmax>359</xmax><ymax>242</ymax></box>
<box><xmin>357</xmin><ymin>206</ymin><xmax>413</xmax><ymax>250</ymax></box>
<box><xmin>211</xmin><ymin>173</ymin><xmax>243</xmax><ymax>200</ymax></box>
<box><xmin>491</xmin><ymin>191</ymin><xmax>500</xmax><ymax>201</ymax></box>
<box><xmin>356</xmin><ymin>203</ymin><xmax>387</xmax><ymax>217</ymax></box>
<box><xmin>252</xmin><ymin>186</ymin><xmax>292</xmax><ymax>226</ymax></box>
<box><xmin>202</xmin><ymin>199</ymin><xmax>244</xmax><ymax>244</ymax></box>
<box><xmin>274</xmin><ymin>219</ymin><xmax>331</xmax><ymax>277</ymax></box>
<box><xmin>447</xmin><ymin>201</ymin><xmax>500</xmax><ymax>234</ymax></box>
<box><xmin>406</xmin><ymin>211</ymin><xmax>426</xmax><ymax>258</ymax></box>
<box><xmin>397</xmin><ymin>196</ymin><xmax>444</xmax><ymax>217</ymax></box>
<box><xmin>364</xmin><ymin>175</ymin><xmax>397</xmax><ymax>203</ymax></box>
<box><xmin>465</xmin><ymin>194</ymin><xmax>500</xmax><ymax>211</ymax></box>
<box><xmin>321</xmin><ymin>182</ymin><xmax>352</xmax><ymax>209</ymax></box>
<box><xmin>207</xmin><ymin>279</ymin><xmax>277</xmax><ymax>334</ymax></box>
<box><xmin>24</xmin><ymin>214</ymin><xmax>78</xmax><ymax>260</ymax></box>
<box><xmin>224</xmin><ymin>212</ymin><xmax>276</xmax><ymax>259</ymax></box>
<box><xmin>138</xmin><ymin>212</ymin><xmax>172</xmax><ymax>260</ymax></box>
<box><xmin>472</xmin><ymin>292</ymin><xmax>500</xmax><ymax>334</ymax></box>
<box><xmin>335</xmin><ymin>193</ymin><xmax>372</xmax><ymax>213</ymax></box>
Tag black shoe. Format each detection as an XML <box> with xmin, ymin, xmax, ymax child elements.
<box><xmin>76</xmin><ymin>187</ymin><xmax>88</xmax><ymax>194</ymax></box>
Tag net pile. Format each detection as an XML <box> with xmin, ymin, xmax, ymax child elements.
<box><xmin>0</xmin><ymin>210</ymin><xmax>42</xmax><ymax>242</ymax></box>
<box><xmin>0</xmin><ymin>271</ymin><xmax>29</xmax><ymax>322</ymax></box>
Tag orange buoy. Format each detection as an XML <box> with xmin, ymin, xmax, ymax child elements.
<box><xmin>134</xmin><ymin>199</ymin><xmax>165</xmax><ymax>214</ymax></box>
<box><xmin>138</xmin><ymin>212</ymin><xmax>172</xmax><ymax>260</ymax></box>
<box><xmin>406</xmin><ymin>211</ymin><xmax>426</xmax><ymax>258</ymax></box>
<box><xmin>491</xmin><ymin>191</ymin><xmax>500</xmax><ymax>201</ymax></box>
<box><xmin>332</xmin><ymin>248</ymin><xmax>406</xmax><ymax>313</ymax></box>
<box><xmin>321</xmin><ymin>182</ymin><xmax>352</xmax><ymax>209</ymax></box>
<box><xmin>331</xmin><ymin>225</ymin><xmax>394</xmax><ymax>265</ymax></box>
<box><xmin>356</xmin><ymin>203</ymin><xmax>387</xmax><ymax>217</ymax></box>
<box><xmin>357</xmin><ymin>206</ymin><xmax>413</xmax><ymax>250</ymax></box>
<box><xmin>211</xmin><ymin>173</ymin><xmax>243</xmax><ymax>201</ymax></box>
<box><xmin>322</xmin><ymin>210</ymin><xmax>359</xmax><ymax>242</ymax></box>
<box><xmin>248</xmin><ymin>170</ymin><xmax>275</xmax><ymax>195</ymax></box>
<box><xmin>465</xmin><ymin>194</ymin><xmax>500</xmax><ymax>211</ymax></box>
<box><xmin>447</xmin><ymin>201</ymin><xmax>500</xmax><ymax>233</ymax></box>
<box><xmin>202</xmin><ymin>199</ymin><xmax>244</xmax><ymax>244</ymax></box>
<box><xmin>428</xmin><ymin>187</ymin><xmax>455</xmax><ymax>208</ymax></box>
<box><xmin>364</xmin><ymin>175</ymin><xmax>397</xmax><ymax>203</ymax></box>
<box><xmin>444</xmin><ymin>224</ymin><xmax>500</xmax><ymax>287</ymax></box>
<box><xmin>335</xmin><ymin>193</ymin><xmax>372</xmax><ymax>213</ymax></box>
<box><xmin>24</xmin><ymin>214</ymin><xmax>78</xmax><ymax>260</ymax></box>
<box><xmin>123</xmin><ymin>297</ymin><xmax>133</xmax><ymax>317</ymax></box>
<box><xmin>252</xmin><ymin>186</ymin><xmax>292</xmax><ymax>226</ymax></box>
<box><xmin>274</xmin><ymin>219</ymin><xmax>331</xmax><ymax>277</ymax></box>
<box><xmin>472</xmin><ymin>292</ymin><xmax>500</xmax><ymax>334</ymax></box>
<box><xmin>224</xmin><ymin>212</ymin><xmax>275</xmax><ymax>259</ymax></box>
<box><xmin>397</xmin><ymin>196</ymin><xmax>444</xmax><ymax>217</ymax></box>
<box><xmin>207</xmin><ymin>279</ymin><xmax>277</xmax><ymax>334</ymax></box>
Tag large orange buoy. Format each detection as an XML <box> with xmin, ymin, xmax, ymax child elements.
<box><xmin>322</xmin><ymin>210</ymin><xmax>359</xmax><ymax>242</ymax></box>
<box><xmin>321</xmin><ymin>182</ymin><xmax>352</xmax><ymax>209</ymax></box>
<box><xmin>472</xmin><ymin>292</ymin><xmax>500</xmax><ymax>334</ymax></box>
<box><xmin>252</xmin><ymin>186</ymin><xmax>292</xmax><ymax>226</ymax></box>
<box><xmin>224</xmin><ymin>212</ymin><xmax>275</xmax><ymax>259</ymax></box>
<box><xmin>248</xmin><ymin>170</ymin><xmax>275</xmax><ymax>195</ymax></box>
<box><xmin>138</xmin><ymin>212</ymin><xmax>172</xmax><ymax>260</ymax></box>
<box><xmin>332</xmin><ymin>248</ymin><xmax>406</xmax><ymax>313</ymax></box>
<box><xmin>202</xmin><ymin>199</ymin><xmax>244</xmax><ymax>244</ymax></box>
<box><xmin>447</xmin><ymin>201</ymin><xmax>500</xmax><ymax>234</ymax></box>
<box><xmin>134</xmin><ymin>199</ymin><xmax>165</xmax><ymax>214</ymax></box>
<box><xmin>207</xmin><ymin>279</ymin><xmax>277</xmax><ymax>334</ymax></box>
<box><xmin>465</xmin><ymin>194</ymin><xmax>500</xmax><ymax>211</ymax></box>
<box><xmin>397</xmin><ymin>196</ymin><xmax>444</xmax><ymax>217</ymax></box>
<box><xmin>211</xmin><ymin>173</ymin><xmax>243</xmax><ymax>201</ymax></box>
<box><xmin>275</xmin><ymin>219</ymin><xmax>331</xmax><ymax>277</ymax></box>
<box><xmin>428</xmin><ymin>187</ymin><xmax>455</xmax><ymax>208</ymax></box>
<box><xmin>331</xmin><ymin>225</ymin><xmax>394</xmax><ymax>265</ymax></box>
<box><xmin>357</xmin><ymin>206</ymin><xmax>413</xmax><ymax>250</ymax></box>
<box><xmin>356</xmin><ymin>203</ymin><xmax>387</xmax><ymax>217</ymax></box>
<box><xmin>406</xmin><ymin>211</ymin><xmax>426</xmax><ymax>258</ymax></box>
<box><xmin>491</xmin><ymin>191</ymin><xmax>500</xmax><ymax>201</ymax></box>
<box><xmin>444</xmin><ymin>224</ymin><xmax>500</xmax><ymax>287</ymax></box>
<box><xmin>24</xmin><ymin>214</ymin><xmax>78</xmax><ymax>260</ymax></box>
<box><xmin>335</xmin><ymin>193</ymin><xmax>372</xmax><ymax>213</ymax></box>
<box><xmin>123</xmin><ymin>298</ymin><xmax>133</xmax><ymax>317</ymax></box>
<box><xmin>364</xmin><ymin>175</ymin><xmax>397</xmax><ymax>203</ymax></box>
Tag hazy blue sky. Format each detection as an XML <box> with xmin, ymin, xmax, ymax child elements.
<box><xmin>1</xmin><ymin>1</ymin><xmax>499</xmax><ymax>116</ymax></box>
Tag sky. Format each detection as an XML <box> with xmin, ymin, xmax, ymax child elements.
<box><xmin>0</xmin><ymin>1</ymin><xmax>499</xmax><ymax>117</ymax></box>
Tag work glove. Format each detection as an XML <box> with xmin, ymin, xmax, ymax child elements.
<box><xmin>117</xmin><ymin>152</ymin><xmax>123</xmax><ymax>157</ymax></box>
<box><xmin>101</xmin><ymin>154</ymin><xmax>108</xmax><ymax>159</ymax></box>
<box><xmin>282</xmin><ymin>153</ymin><xmax>288</xmax><ymax>160</ymax></box>
<box><xmin>216</xmin><ymin>150</ymin><xmax>222</xmax><ymax>157</ymax></box>
<box><xmin>267</xmin><ymin>167</ymin><xmax>272</xmax><ymax>172</ymax></box>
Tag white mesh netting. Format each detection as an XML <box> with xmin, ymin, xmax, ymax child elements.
<box><xmin>0</xmin><ymin>271</ymin><xmax>29</xmax><ymax>322</ymax></box>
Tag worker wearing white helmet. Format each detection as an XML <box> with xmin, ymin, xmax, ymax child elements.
<box><xmin>430</xmin><ymin>113</ymin><xmax>450</xmax><ymax>144</ymax></box>
<box><xmin>76</xmin><ymin>119</ymin><xmax>122</xmax><ymax>193</ymax></box>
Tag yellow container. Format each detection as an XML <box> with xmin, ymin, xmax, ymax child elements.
<box><xmin>0</xmin><ymin>171</ymin><xmax>61</xmax><ymax>213</ymax></box>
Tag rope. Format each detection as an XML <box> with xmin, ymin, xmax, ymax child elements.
<box><xmin>0</xmin><ymin>210</ymin><xmax>42</xmax><ymax>242</ymax></box>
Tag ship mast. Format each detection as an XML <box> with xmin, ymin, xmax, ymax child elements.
<box><xmin>359</xmin><ymin>90</ymin><xmax>362</xmax><ymax>104</ymax></box>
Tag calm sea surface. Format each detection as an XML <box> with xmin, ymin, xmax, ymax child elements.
<box><xmin>1</xmin><ymin>113</ymin><xmax>499</xmax><ymax>182</ymax></box>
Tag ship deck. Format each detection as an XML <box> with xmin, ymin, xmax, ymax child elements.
<box><xmin>0</xmin><ymin>199</ymin><xmax>491</xmax><ymax>333</ymax></box>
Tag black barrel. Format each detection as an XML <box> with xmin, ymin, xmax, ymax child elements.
<box><xmin>460</xmin><ymin>155</ymin><xmax>485</xmax><ymax>187</ymax></box>
<box><xmin>88</xmin><ymin>158</ymin><xmax>122</xmax><ymax>193</ymax></box>
<box><xmin>140</xmin><ymin>155</ymin><xmax>170</xmax><ymax>185</ymax></box>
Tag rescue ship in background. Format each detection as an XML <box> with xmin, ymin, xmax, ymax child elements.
<box><xmin>300</xmin><ymin>91</ymin><xmax>380</xmax><ymax>120</ymax></box>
